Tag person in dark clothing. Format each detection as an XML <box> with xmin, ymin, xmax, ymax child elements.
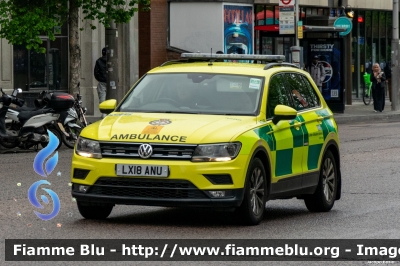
<box><xmin>94</xmin><ymin>47</ymin><xmax>107</xmax><ymax>118</ymax></box>
<box><xmin>384</xmin><ymin>63</ymin><xmax>392</xmax><ymax>102</ymax></box>
<box><xmin>370</xmin><ymin>63</ymin><xmax>386</xmax><ymax>113</ymax></box>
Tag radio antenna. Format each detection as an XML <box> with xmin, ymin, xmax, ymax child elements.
<box><xmin>209</xmin><ymin>48</ymin><xmax>214</xmax><ymax>66</ymax></box>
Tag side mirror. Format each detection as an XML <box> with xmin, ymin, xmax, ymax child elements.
<box><xmin>99</xmin><ymin>99</ymin><xmax>117</xmax><ymax>114</ymax></box>
<box><xmin>272</xmin><ymin>105</ymin><xmax>297</xmax><ymax>125</ymax></box>
<box><xmin>12</xmin><ymin>88</ymin><xmax>22</xmax><ymax>97</ymax></box>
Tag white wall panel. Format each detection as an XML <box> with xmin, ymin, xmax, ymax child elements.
<box><xmin>170</xmin><ymin>2</ymin><xmax>223</xmax><ymax>53</ymax></box>
<box><xmin>1</xmin><ymin>39</ymin><xmax>11</xmax><ymax>81</ymax></box>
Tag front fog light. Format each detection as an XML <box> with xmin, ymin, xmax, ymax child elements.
<box><xmin>73</xmin><ymin>184</ymin><xmax>89</xmax><ymax>193</ymax></box>
<box><xmin>79</xmin><ymin>185</ymin><xmax>89</xmax><ymax>193</ymax></box>
<box><xmin>209</xmin><ymin>191</ymin><xmax>226</xmax><ymax>198</ymax></box>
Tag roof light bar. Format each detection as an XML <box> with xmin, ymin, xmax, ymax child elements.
<box><xmin>181</xmin><ymin>53</ymin><xmax>285</xmax><ymax>62</ymax></box>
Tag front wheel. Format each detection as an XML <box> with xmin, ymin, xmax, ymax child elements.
<box><xmin>0</xmin><ymin>123</ymin><xmax>20</xmax><ymax>149</ymax></box>
<box><xmin>235</xmin><ymin>158</ymin><xmax>267</xmax><ymax>225</ymax></box>
<box><xmin>62</xmin><ymin>126</ymin><xmax>82</xmax><ymax>149</ymax></box>
<box><xmin>363</xmin><ymin>84</ymin><xmax>372</xmax><ymax>105</ymax></box>
<box><xmin>77</xmin><ymin>201</ymin><xmax>113</xmax><ymax>219</ymax></box>
<box><xmin>304</xmin><ymin>150</ymin><xmax>337</xmax><ymax>212</ymax></box>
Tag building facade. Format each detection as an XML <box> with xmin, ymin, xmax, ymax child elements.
<box><xmin>0</xmin><ymin>0</ymin><xmax>395</xmax><ymax>114</ymax></box>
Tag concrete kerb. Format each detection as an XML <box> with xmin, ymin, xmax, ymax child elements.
<box><xmin>333</xmin><ymin>112</ymin><xmax>400</xmax><ymax>124</ymax></box>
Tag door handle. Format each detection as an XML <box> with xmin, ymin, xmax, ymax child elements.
<box><xmin>293</xmin><ymin>121</ymin><xmax>302</xmax><ymax>130</ymax></box>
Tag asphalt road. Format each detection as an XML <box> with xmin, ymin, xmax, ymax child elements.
<box><xmin>1</xmin><ymin>121</ymin><xmax>400</xmax><ymax>265</ymax></box>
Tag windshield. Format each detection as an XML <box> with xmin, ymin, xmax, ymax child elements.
<box><xmin>119</xmin><ymin>73</ymin><xmax>264</xmax><ymax>115</ymax></box>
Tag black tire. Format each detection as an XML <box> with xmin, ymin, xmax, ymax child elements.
<box><xmin>304</xmin><ymin>150</ymin><xmax>337</xmax><ymax>212</ymax></box>
<box><xmin>77</xmin><ymin>201</ymin><xmax>113</xmax><ymax>219</ymax></box>
<box><xmin>0</xmin><ymin>123</ymin><xmax>20</xmax><ymax>149</ymax></box>
<box><xmin>0</xmin><ymin>133</ymin><xmax>20</xmax><ymax>149</ymax></box>
<box><xmin>0</xmin><ymin>139</ymin><xmax>19</xmax><ymax>149</ymax></box>
<box><xmin>363</xmin><ymin>84</ymin><xmax>372</xmax><ymax>105</ymax></box>
<box><xmin>41</xmin><ymin>128</ymin><xmax>63</xmax><ymax>150</ymax></box>
<box><xmin>235</xmin><ymin>158</ymin><xmax>267</xmax><ymax>225</ymax></box>
<box><xmin>62</xmin><ymin>126</ymin><xmax>82</xmax><ymax>149</ymax></box>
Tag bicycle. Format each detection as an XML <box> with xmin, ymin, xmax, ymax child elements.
<box><xmin>363</xmin><ymin>73</ymin><xmax>372</xmax><ymax>105</ymax></box>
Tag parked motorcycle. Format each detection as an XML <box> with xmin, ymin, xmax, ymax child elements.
<box><xmin>59</xmin><ymin>83</ymin><xmax>88</xmax><ymax>148</ymax></box>
<box><xmin>34</xmin><ymin>85</ymin><xmax>87</xmax><ymax>149</ymax></box>
<box><xmin>74</xmin><ymin>82</ymin><xmax>88</xmax><ymax>128</ymax></box>
<box><xmin>0</xmin><ymin>88</ymin><xmax>74</xmax><ymax>150</ymax></box>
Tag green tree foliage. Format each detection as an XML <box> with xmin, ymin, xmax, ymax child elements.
<box><xmin>0</xmin><ymin>0</ymin><xmax>149</xmax><ymax>52</ymax></box>
<box><xmin>0</xmin><ymin>0</ymin><xmax>150</xmax><ymax>93</ymax></box>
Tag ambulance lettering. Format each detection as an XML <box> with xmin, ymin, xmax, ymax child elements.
<box><xmin>110</xmin><ymin>134</ymin><xmax>187</xmax><ymax>142</ymax></box>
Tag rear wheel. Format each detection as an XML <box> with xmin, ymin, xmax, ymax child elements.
<box><xmin>304</xmin><ymin>150</ymin><xmax>337</xmax><ymax>212</ymax></box>
<box><xmin>77</xmin><ymin>201</ymin><xmax>113</xmax><ymax>219</ymax></box>
<box><xmin>235</xmin><ymin>158</ymin><xmax>267</xmax><ymax>225</ymax></box>
<box><xmin>363</xmin><ymin>83</ymin><xmax>372</xmax><ymax>105</ymax></box>
<box><xmin>41</xmin><ymin>128</ymin><xmax>63</xmax><ymax>150</ymax></box>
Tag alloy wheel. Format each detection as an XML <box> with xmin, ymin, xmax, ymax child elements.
<box><xmin>250</xmin><ymin>167</ymin><xmax>265</xmax><ymax>216</ymax></box>
<box><xmin>322</xmin><ymin>157</ymin><xmax>335</xmax><ymax>204</ymax></box>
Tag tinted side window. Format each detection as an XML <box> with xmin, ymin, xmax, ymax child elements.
<box><xmin>283</xmin><ymin>73</ymin><xmax>317</xmax><ymax>111</ymax></box>
<box><xmin>300</xmin><ymin>75</ymin><xmax>321</xmax><ymax>108</ymax></box>
<box><xmin>266</xmin><ymin>74</ymin><xmax>292</xmax><ymax>119</ymax></box>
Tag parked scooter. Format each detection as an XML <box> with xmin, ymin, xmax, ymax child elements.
<box><xmin>0</xmin><ymin>88</ymin><xmax>73</xmax><ymax>150</ymax></box>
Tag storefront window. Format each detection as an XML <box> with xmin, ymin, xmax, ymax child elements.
<box><xmin>13</xmin><ymin>36</ymin><xmax>68</xmax><ymax>91</ymax></box>
<box><xmin>262</xmin><ymin>37</ymin><xmax>273</xmax><ymax>55</ymax></box>
<box><xmin>365</xmin><ymin>11</ymin><xmax>372</xmax><ymax>74</ymax></box>
<box><xmin>379</xmin><ymin>12</ymin><xmax>386</xmax><ymax>66</ymax></box>
<box><xmin>254</xmin><ymin>5</ymin><xmax>278</xmax><ymax>26</ymax></box>
<box><xmin>255</xmin><ymin>5</ymin><xmax>265</xmax><ymax>26</ymax></box>
<box><xmin>372</xmin><ymin>11</ymin><xmax>379</xmax><ymax>66</ymax></box>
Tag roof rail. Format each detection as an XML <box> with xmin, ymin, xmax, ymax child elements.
<box><xmin>263</xmin><ymin>62</ymin><xmax>300</xmax><ymax>70</ymax></box>
<box><xmin>160</xmin><ymin>59</ymin><xmax>189</xmax><ymax>67</ymax></box>
<box><xmin>181</xmin><ymin>53</ymin><xmax>285</xmax><ymax>62</ymax></box>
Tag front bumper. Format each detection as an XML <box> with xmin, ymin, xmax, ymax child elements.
<box><xmin>72</xmin><ymin>189</ymin><xmax>244</xmax><ymax>208</ymax></box>
<box><xmin>71</xmin><ymin>152</ymin><xmax>249</xmax><ymax>208</ymax></box>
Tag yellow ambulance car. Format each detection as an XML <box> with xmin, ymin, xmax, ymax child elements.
<box><xmin>71</xmin><ymin>53</ymin><xmax>341</xmax><ymax>225</ymax></box>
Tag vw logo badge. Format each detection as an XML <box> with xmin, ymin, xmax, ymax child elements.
<box><xmin>138</xmin><ymin>144</ymin><xmax>153</xmax><ymax>159</ymax></box>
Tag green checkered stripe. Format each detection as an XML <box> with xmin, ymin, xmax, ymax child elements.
<box><xmin>255</xmin><ymin>116</ymin><xmax>305</xmax><ymax>177</ymax></box>
<box><xmin>254</xmin><ymin>110</ymin><xmax>337</xmax><ymax>177</ymax></box>
<box><xmin>306</xmin><ymin>109</ymin><xmax>337</xmax><ymax>170</ymax></box>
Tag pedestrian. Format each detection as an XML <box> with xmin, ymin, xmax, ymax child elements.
<box><xmin>307</xmin><ymin>55</ymin><xmax>326</xmax><ymax>93</ymax></box>
<box><xmin>384</xmin><ymin>63</ymin><xmax>392</xmax><ymax>103</ymax></box>
<box><xmin>370</xmin><ymin>63</ymin><xmax>386</xmax><ymax>113</ymax></box>
<box><xmin>94</xmin><ymin>47</ymin><xmax>107</xmax><ymax>118</ymax></box>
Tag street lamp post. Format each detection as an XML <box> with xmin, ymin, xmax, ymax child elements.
<box><xmin>392</xmin><ymin>0</ymin><xmax>399</xmax><ymax>111</ymax></box>
<box><xmin>105</xmin><ymin>20</ymin><xmax>118</xmax><ymax>100</ymax></box>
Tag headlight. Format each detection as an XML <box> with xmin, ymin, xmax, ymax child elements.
<box><xmin>75</xmin><ymin>137</ymin><xmax>102</xmax><ymax>159</ymax></box>
<box><xmin>67</xmin><ymin>108</ymin><xmax>78</xmax><ymax>119</ymax></box>
<box><xmin>192</xmin><ymin>143</ymin><xmax>241</xmax><ymax>162</ymax></box>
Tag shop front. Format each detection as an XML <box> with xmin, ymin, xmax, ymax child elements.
<box><xmin>13</xmin><ymin>24</ymin><xmax>69</xmax><ymax>106</ymax></box>
<box><xmin>254</xmin><ymin>5</ymin><xmax>347</xmax><ymax>112</ymax></box>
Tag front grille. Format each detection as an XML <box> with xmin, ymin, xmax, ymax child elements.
<box><xmin>88</xmin><ymin>178</ymin><xmax>207</xmax><ymax>199</ymax></box>
<box><xmin>100</xmin><ymin>142</ymin><xmax>197</xmax><ymax>160</ymax></box>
